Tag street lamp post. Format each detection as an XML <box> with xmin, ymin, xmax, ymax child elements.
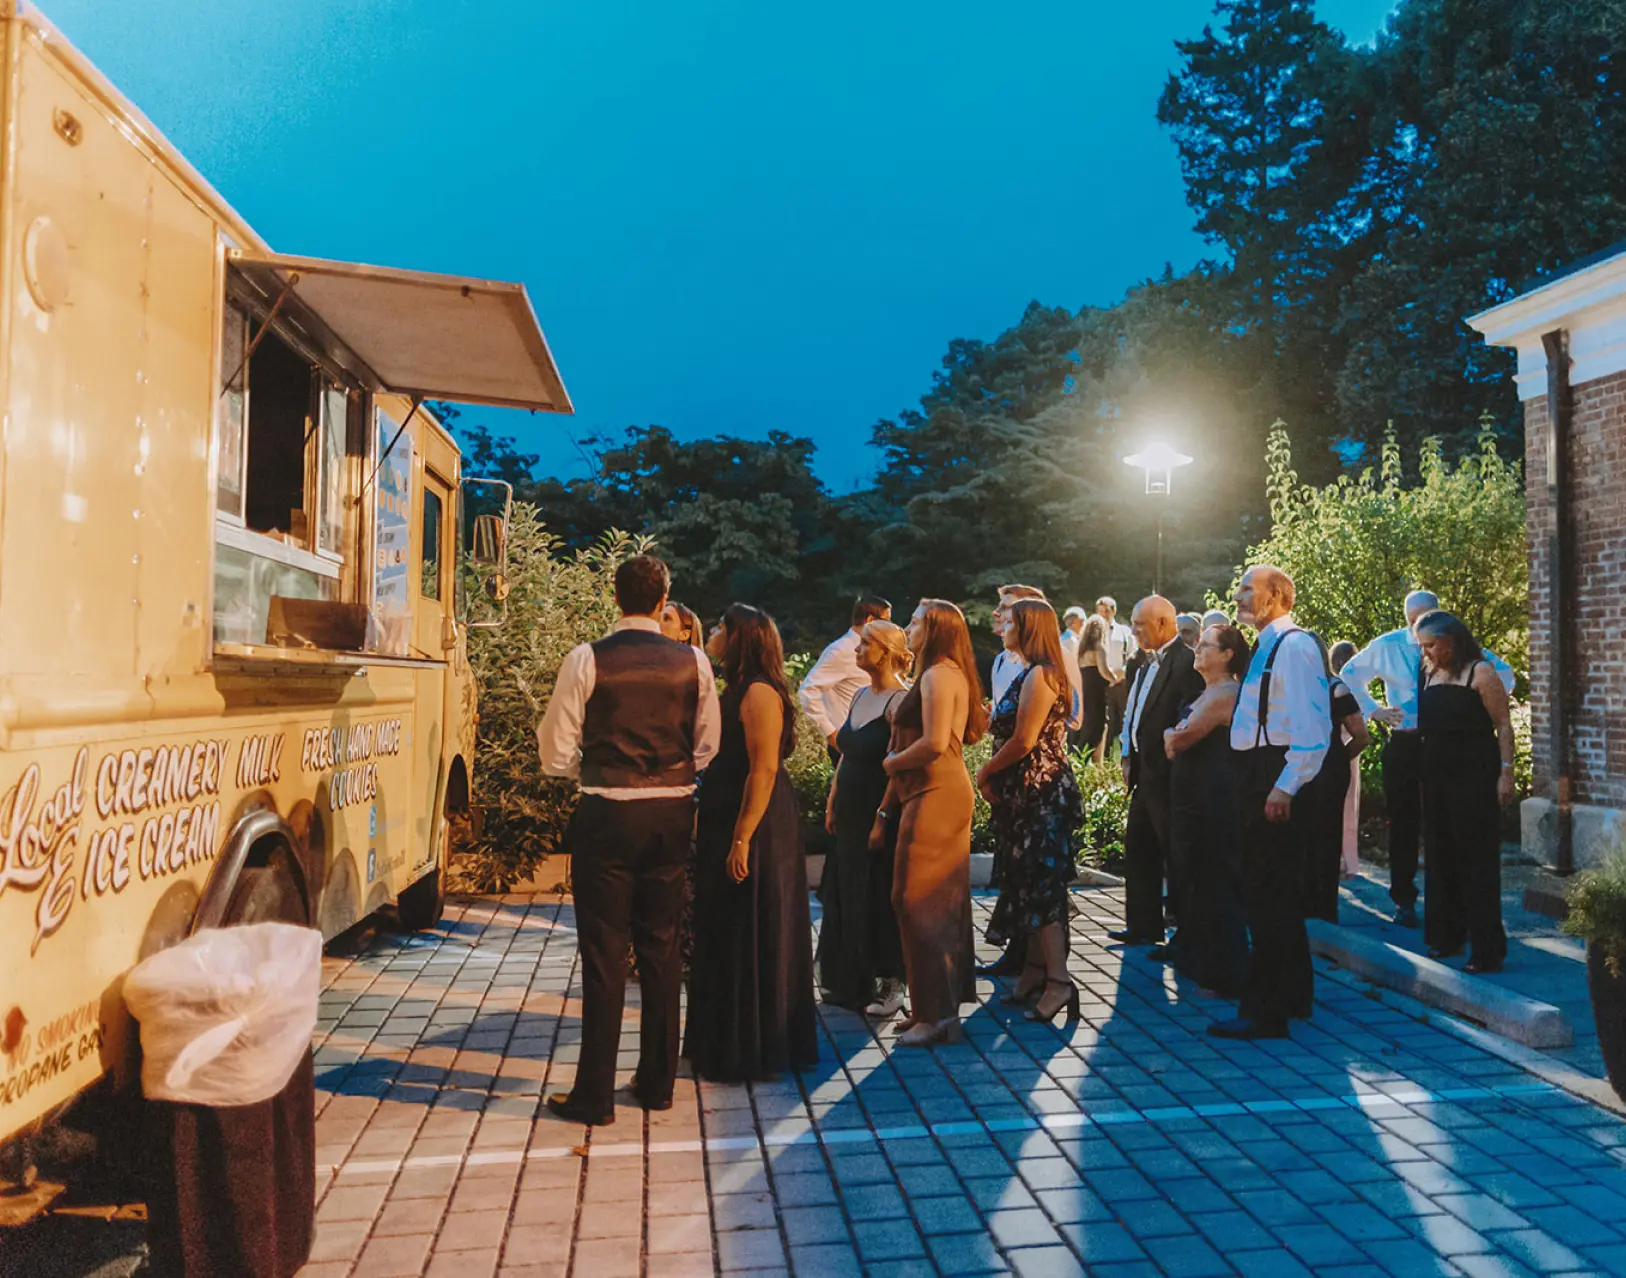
<box><xmin>1123</xmin><ymin>443</ymin><xmax>1194</xmax><ymax>596</ymax></box>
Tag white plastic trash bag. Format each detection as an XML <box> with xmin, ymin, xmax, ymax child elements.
<box><xmin>123</xmin><ymin>922</ymin><xmax>321</xmax><ymax>1108</ymax></box>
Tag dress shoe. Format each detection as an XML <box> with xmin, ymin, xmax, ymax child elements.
<box><xmin>619</xmin><ymin>1082</ymin><xmax>673</xmax><ymax>1112</ymax></box>
<box><xmin>897</xmin><ymin>1016</ymin><xmax>962</xmax><ymax>1047</ymax></box>
<box><xmin>1146</xmin><ymin>945</ymin><xmax>1176</xmax><ymax>964</ymax></box>
<box><xmin>1206</xmin><ymin>1017</ymin><xmax>1289</xmax><ymax>1041</ymax></box>
<box><xmin>1393</xmin><ymin>905</ymin><xmax>1419</xmax><ymax>928</ymax></box>
<box><xmin>1024</xmin><ymin>979</ymin><xmax>1081</xmax><ymax>1024</ymax></box>
<box><xmin>1426</xmin><ymin>946</ymin><xmax>1463</xmax><ymax>961</ymax></box>
<box><xmin>1465</xmin><ymin>958</ymin><xmax>1503</xmax><ymax>975</ymax></box>
<box><xmin>1107</xmin><ymin>929</ymin><xmax>1155</xmax><ymax>945</ymax></box>
<box><xmin>976</xmin><ymin>955</ymin><xmax>1024</xmax><ymax>978</ymax></box>
<box><xmin>546</xmin><ymin>1092</ymin><xmax>614</xmax><ymax>1126</ymax></box>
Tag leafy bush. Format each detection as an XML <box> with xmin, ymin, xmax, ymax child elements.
<box><xmin>1564</xmin><ymin>846</ymin><xmax>1626</xmax><ymax>978</ymax></box>
<box><xmin>785</xmin><ymin>702</ymin><xmax>836</xmax><ymax>857</ymax></box>
<box><xmin>455</xmin><ymin>508</ymin><xmax>651</xmax><ymax>890</ymax></box>
<box><xmin>1072</xmin><ymin>753</ymin><xmax>1130</xmax><ymax>873</ymax></box>
<box><xmin>1227</xmin><ymin>421</ymin><xmax>1528</xmax><ymax>682</ymax></box>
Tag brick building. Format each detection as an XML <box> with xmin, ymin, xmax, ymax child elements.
<box><xmin>1470</xmin><ymin>245</ymin><xmax>1626</xmax><ymax>869</ymax></box>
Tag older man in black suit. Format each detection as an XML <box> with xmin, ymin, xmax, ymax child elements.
<box><xmin>1108</xmin><ymin>595</ymin><xmax>1205</xmax><ymax>949</ymax></box>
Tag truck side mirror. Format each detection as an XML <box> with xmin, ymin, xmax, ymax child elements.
<box><xmin>471</xmin><ymin>514</ymin><xmax>504</xmax><ymax>566</ymax></box>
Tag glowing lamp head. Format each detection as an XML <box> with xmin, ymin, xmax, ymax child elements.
<box><xmin>1123</xmin><ymin>443</ymin><xmax>1193</xmax><ymax>495</ymax></box>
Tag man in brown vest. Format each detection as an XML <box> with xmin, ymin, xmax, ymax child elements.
<box><xmin>537</xmin><ymin>555</ymin><xmax>720</xmax><ymax>1124</ymax></box>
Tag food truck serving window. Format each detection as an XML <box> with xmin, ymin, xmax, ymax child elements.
<box><xmin>210</xmin><ymin>248</ymin><xmax>572</xmax><ymax>661</ymax></box>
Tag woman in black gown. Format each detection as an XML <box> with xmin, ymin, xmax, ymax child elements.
<box><xmin>1077</xmin><ymin>614</ymin><xmax>1118</xmax><ymax>764</ymax></box>
<box><xmin>685</xmin><ymin>604</ymin><xmax>819</xmax><ymax>1081</ymax></box>
<box><xmin>1416</xmin><ymin>610</ymin><xmax>1515</xmax><ymax>973</ymax></box>
<box><xmin>817</xmin><ymin>620</ymin><xmax>909</xmax><ymax>1014</ymax></box>
<box><xmin>1162</xmin><ymin>622</ymin><xmax>1251</xmax><ymax>999</ymax></box>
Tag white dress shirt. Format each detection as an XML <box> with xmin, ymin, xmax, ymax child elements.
<box><xmin>1104</xmin><ymin>620</ymin><xmax>1136</xmax><ymax>675</ymax></box>
<box><xmin>536</xmin><ymin>616</ymin><xmax>721</xmax><ymax>799</ymax></box>
<box><xmin>798</xmin><ymin>628</ymin><xmax>866</xmax><ymax>740</ymax></box>
<box><xmin>1120</xmin><ymin>636</ymin><xmax>1179</xmax><ymax>756</ymax></box>
<box><xmin>990</xmin><ymin>648</ymin><xmax>1028</xmax><ymax>706</ymax></box>
<box><xmin>1230</xmin><ymin>614</ymin><xmax>1332</xmax><ymax>796</ymax></box>
<box><xmin>1340</xmin><ymin>627</ymin><xmax>1515</xmax><ymax>731</ymax></box>
<box><xmin>1059</xmin><ymin>629</ymin><xmax>1084</xmax><ymax>731</ymax></box>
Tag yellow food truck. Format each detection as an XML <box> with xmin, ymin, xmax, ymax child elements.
<box><xmin>0</xmin><ymin>0</ymin><xmax>571</xmax><ymax>1165</ymax></box>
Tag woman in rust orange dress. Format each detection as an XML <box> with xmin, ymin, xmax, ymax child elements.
<box><xmin>872</xmin><ymin>599</ymin><xmax>987</xmax><ymax>1047</ymax></box>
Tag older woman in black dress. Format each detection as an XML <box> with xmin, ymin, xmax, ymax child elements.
<box><xmin>976</xmin><ymin>599</ymin><xmax>1084</xmax><ymax>1024</ymax></box>
<box><xmin>684</xmin><ymin>604</ymin><xmax>818</xmax><ymax>1080</ymax></box>
<box><xmin>1163</xmin><ymin>623</ymin><xmax>1251</xmax><ymax>998</ymax></box>
<box><xmin>817</xmin><ymin>620</ymin><xmax>910</xmax><ymax>1015</ymax></box>
<box><xmin>1415</xmin><ymin>610</ymin><xmax>1515</xmax><ymax>973</ymax></box>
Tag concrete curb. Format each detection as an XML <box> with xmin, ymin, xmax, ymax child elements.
<box><xmin>1306</xmin><ymin>919</ymin><xmax>1575</xmax><ymax>1049</ymax></box>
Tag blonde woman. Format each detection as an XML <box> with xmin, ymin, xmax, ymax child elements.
<box><xmin>817</xmin><ymin>621</ymin><xmax>910</xmax><ymax>1014</ymax></box>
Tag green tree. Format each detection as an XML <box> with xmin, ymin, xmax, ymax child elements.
<box><xmin>1334</xmin><ymin>0</ymin><xmax>1626</xmax><ymax>455</ymax></box>
<box><xmin>1229</xmin><ymin>418</ymin><xmax>1528</xmax><ymax>672</ymax></box>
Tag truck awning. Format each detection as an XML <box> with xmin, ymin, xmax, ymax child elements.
<box><xmin>227</xmin><ymin>249</ymin><xmax>573</xmax><ymax>413</ymax></box>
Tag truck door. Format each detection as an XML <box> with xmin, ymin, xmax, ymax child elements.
<box><xmin>410</xmin><ymin>464</ymin><xmax>455</xmax><ymax>875</ymax></box>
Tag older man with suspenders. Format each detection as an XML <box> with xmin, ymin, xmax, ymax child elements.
<box><xmin>1213</xmin><ymin>565</ymin><xmax>1332</xmax><ymax>1041</ymax></box>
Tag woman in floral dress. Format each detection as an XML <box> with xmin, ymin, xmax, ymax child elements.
<box><xmin>976</xmin><ymin>599</ymin><xmax>1084</xmax><ymax>1023</ymax></box>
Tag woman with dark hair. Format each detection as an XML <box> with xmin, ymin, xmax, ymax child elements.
<box><xmin>684</xmin><ymin>604</ymin><xmax>818</xmax><ymax>1080</ymax></box>
<box><xmin>876</xmin><ymin>599</ymin><xmax>986</xmax><ymax>1046</ymax></box>
<box><xmin>1415</xmin><ymin>610</ymin><xmax>1515</xmax><ymax>972</ymax></box>
<box><xmin>977</xmin><ymin>599</ymin><xmax>1084</xmax><ymax>1022</ymax></box>
<box><xmin>1162</xmin><ymin>623</ymin><xmax>1251</xmax><ymax>998</ymax></box>
<box><xmin>661</xmin><ymin>601</ymin><xmax>704</xmax><ymax>648</ymax></box>
<box><xmin>817</xmin><ymin>620</ymin><xmax>910</xmax><ymax>1015</ymax></box>
<box><xmin>1078</xmin><ymin>614</ymin><xmax>1119</xmax><ymax>764</ymax></box>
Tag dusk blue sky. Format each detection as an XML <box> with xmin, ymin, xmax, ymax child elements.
<box><xmin>50</xmin><ymin>0</ymin><xmax>1398</xmax><ymax>489</ymax></box>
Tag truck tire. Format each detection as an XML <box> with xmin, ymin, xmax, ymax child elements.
<box><xmin>394</xmin><ymin>812</ymin><xmax>447</xmax><ymax>931</ymax></box>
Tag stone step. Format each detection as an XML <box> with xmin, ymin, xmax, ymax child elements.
<box><xmin>1306</xmin><ymin>919</ymin><xmax>1574</xmax><ymax>1049</ymax></box>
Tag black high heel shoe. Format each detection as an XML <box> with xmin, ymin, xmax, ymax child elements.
<box><xmin>1024</xmin><ymin>978</ymin><xmax>1081</xmax><ymax>1023</ymax></box>
<box><xmin>1003</xmin><ymin>960</ymin><xmax>1046</xmax><ymax>1007</ymax></box>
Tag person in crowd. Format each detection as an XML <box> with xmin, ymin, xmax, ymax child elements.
<box><xmin>660</xmin><ymin>601</ymin><xmax>704</xmax><ymax>648</ymax></box>
<box><xmin>1108</xmin><ymin>596</ymin><xmax>1204</xmax><ymax>950</ymax></box>
<box><xmin>876</xmin><ymin>599</ymin><xmax>987</xmax><ymax>1046</ymax></box>
<box><xmin>1302</xmin><ymin>650</ymin><xmax>1371</xmax><ymax>922</ymax></box>
<box><xmin>1176</xmin><ymin>613</ymin><xmax>1203</xmax><ymax>649</ymax></box>
<box><xmin>1339</xmin><ymin>590</ymin><xmax>1515</xmax><ymax>927</ymax></box>
<box><xmin>981</xmin><ymin>584</ymin><xmax>1048</xmax><ymax>977</ymax></box>
<box><xmin>817</xmin><ymin>620</ymin><xmax>910</xmax><ymax>1016</ymax></box>
<box><xmin>537</xmin><ymin>555</ymin><xmax>721</xmax><ymax>1124</ymax></box>
<box><xmin>1328</xmin><ymin>640</ymin><xmax>1364</xmax><ymax>881</ymax></box>
<box><xmin>685</xmin><ymin>605</ymin><xmax>818</xmax><ymax>1080</ymax></box>
<box><xmin>799</xmin><ymin>596</ymin><xmax>893</xmax><ymax>759</ymax></box>
<box><xmin>1096</xmin><ymin>596</ymin><xmax>1136</xmax><ymax>755</ymax></box>
<box><xmin>1163</xmin><ymin>623</ymin><xmax>1251</xmax><ymax>998</ymax></box>
<box><xmin>1076</xmin><ymin>614</ymin><xmax>1119</xmax><ymax>764</ymax></box>
<box><xmin>1059</xmin><ymin>605</ymin><xmax>1087</xmax><ymax>741</ymax></box>
<box><xmin>1415</xmin><ymin>610</ymin><xmax>1515</xmax><ymax>973</ymax></box>
<box><xmin>977</xmin><ymin>600</ymin><xmax>1084</xmax><ymax>1022</ymax></box>
<box><xmin>991</xmin><ymin>584</ymin><xmax>1047</xmax><ymax>705</ymax></box>
<box><xmin>1215</xmin><ymin>565</ymin><xmax>1330</xmax><ymax>1040</ymax></box>
<box><xmin>1201</xmin><ymin>608</ymin><xmax>1230</xmax><ymax>631</ymax></box>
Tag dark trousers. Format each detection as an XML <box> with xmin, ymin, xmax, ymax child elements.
<box><xmin>1384</xmin><ymin>731</ymin><xmax>1424</xmax><ymax>908</ymax></box>
<box><xmin>1423</xmin><ymin>752</ymin><xmax>1508</xmax><ymax>965</ymax></box>
<box><xmin>1237</xmin><ymin>749</ymin><xmax>1314</xmax><ymax>1028</ymax></box>
<box><xmin>567</xmin><ymin>794</ymin><xmax>693</xmax><ymax>1114</ymax></box>
<box><xmin>1105</xmin><ymin>680</ymin><xmax>1129</xmax><ymax>758</ymax></box>
<box><xmin>1124</xmin><ymin>777</ymin><xmax>1171</xmax><ymax>939</ymax></box>
<box><xmin>1303</xmin><ymin>753</ymin><xmax>1352</xmax><ymax>923</ymax></box>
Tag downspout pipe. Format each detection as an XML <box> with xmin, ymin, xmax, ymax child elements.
<box><xmin>1542</xmin><ymin>329</ymin><xmax>1574</xmax><ymax>876</ymax></box>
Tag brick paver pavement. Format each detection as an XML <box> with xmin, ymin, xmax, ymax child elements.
<box><xmin>299</xmin><ymin>890</ymin><xmax>1626</xmax><ymax>1278</ymax></box>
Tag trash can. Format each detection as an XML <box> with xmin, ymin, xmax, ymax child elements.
<box><xmin>124</xmin><ymin>922</ymin><xmax>322</xmax><ymax>1278</ymax></box>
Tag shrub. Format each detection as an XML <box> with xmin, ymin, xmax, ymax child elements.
<box><xmin>456</xmin><ymin>508</ymin><xmax>652</xmax><ymax>891</ymax></box>
<box><xmin>1072</xmin><ymin>753</ymin><xmax>1130</xmax><ymax>873</ymax></box>
<box><xmin>1225</xmin><ymin>421</ymin><xmax>1528</xmax><ymax>683</ymax></box>
<box><xmin>785</xmin><ymin>702</ymin><xmax>836</xmax><ymax>856</ymax></box>
<box><xmin>1564</xmin><ymin>846</ymin><xmax>1626</xmax><ymax>978</ymax></box>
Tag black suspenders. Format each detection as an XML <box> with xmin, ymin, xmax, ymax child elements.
<box><xmin>1253</xmin><ymin>627</ymin><xmax>1331</xmax><ymax>748</ymax></box>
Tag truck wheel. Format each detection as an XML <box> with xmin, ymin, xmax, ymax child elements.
<box><xmin>395</xmin><ymin>866</ymin><xmax>444</xmax><ymax>931</ymax></box>
<box><xmin>394</xmin><ymin>813</ymin><xmax>447</xmax><ymax>931</ymax></box>
<box><xmin>223</xmin><ymin>845</ymin><xmax>309</xmax><ymax>927</ymax></box>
